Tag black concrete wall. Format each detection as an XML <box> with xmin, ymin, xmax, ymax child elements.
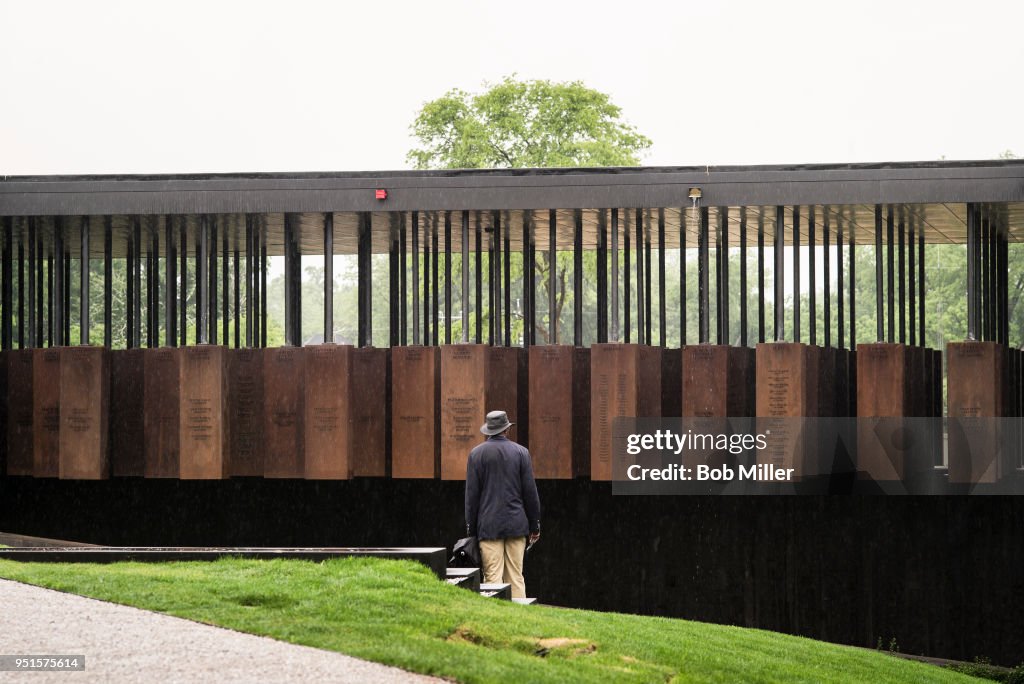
<box><xmin>1</xmin><ymin>478</ymin><xmax>1022</xmax><ymax>666</ymax></box>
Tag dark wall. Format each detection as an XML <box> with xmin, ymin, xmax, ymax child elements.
<box><xmin>2</xmin><ymin>477</ymin><xmax>1022</xmax><ymax>666</ymax></box>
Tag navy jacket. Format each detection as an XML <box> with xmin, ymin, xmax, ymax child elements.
<box><xmin>465</xmin><ymin>435</ymin><xmax>541</xmax><ymax>541</ymax></box>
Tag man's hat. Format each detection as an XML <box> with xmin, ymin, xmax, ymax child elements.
<box><xmin>480</xmin><ymin>410</ymin><xmax>514</xmax><ymax>435</ymax></box>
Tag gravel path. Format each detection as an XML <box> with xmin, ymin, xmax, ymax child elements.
<box><xmin>0</xmin><ymin>578</ymin><xmax>445</xmax><ymax>683</ymax></box>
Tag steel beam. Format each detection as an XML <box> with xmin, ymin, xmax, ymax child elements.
<box><xmin>325</xmin><ymin>212</ymin><xmax>334</xmax><ymax>343</ymax></box>
<box><xmin>792</xmin><ymin>206</ymin><xmax>800</xmax><ymax>344</ymax></box>
<box><xmin>966</xmin><ymin>203</ymin><xmax>980</xmax><ymax>340</ymax></box>
<box><xmin>699</xmin><ymin>205</ymin><xmax>710</xmax><ymax>344</ymax></box>
<box><xmin>636</xmin><ymin>209</ymin><xmax>645</xmax><ymax>345</ymax></box>
<box><xmin>79</xmin><ymin>217</ymin><xmax>89</xmax><ymax>345</ymax></box>
<box><xmin>739</xmin><ymin>207</ymin><xmax>747</xmax><ymax>348</ymax></box>
<box><xmin>104</xmin><ymin>216</ymin><xmax>112</xmax><ymax>347</ymax></box>
<box><xmin>808</xmin><ymin>206</ymin><xmax>816</xmax><ymax>346</ymax></box>
<box><xmin>774</xmin><ymin>206</ymin><xmax>784</xmax><ymax>341</ymax></box>
<box><xmin>611</xmin><ymin>209</ymin><xmax>619</xmax><ymax>343</ymax></box>
<box><xmin>657</xmin><ymin>208</ymin><xmax>666</xmax><ymax>348</ymax></box>
<box><xmin>575</xmin><ymin>209</ymin><xmax>584</xmax><ymax>346</ymax></box>
<box><xmin>875</xmin><ymin>205</ymin><xmax>884</xmax><ymax>342</ymax></box>
<box><xmin>358</xmin><ymin>211</ymin><xmax>372</xmax><ymax>347</ymax></box>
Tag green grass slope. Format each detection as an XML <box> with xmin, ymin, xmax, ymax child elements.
<box><xmin>0</xmin><ymin>557</ymin><xmax>978</xmax><ymax>684</ymax></box>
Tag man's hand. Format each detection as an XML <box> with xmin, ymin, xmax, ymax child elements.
<box><xmin>529</xmin><ymin>532</ymin><xmax>541</xmax><ymax>544</ymax></box>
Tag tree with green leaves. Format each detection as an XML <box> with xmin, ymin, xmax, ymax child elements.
<box><xmin>406</xmin><ymin>77</ymin><xmax>652</xmax><ymax>343</ymax></box>
<box><xmin>407</xmin><ymin>76</ymin><xmax>652</xmax><ymax>170</ymax></box>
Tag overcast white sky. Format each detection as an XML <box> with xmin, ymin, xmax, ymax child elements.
<box><xmin>1</xmin><ymin>0</ymin><xmax>1021</xmax><ymax>175</ymax></box>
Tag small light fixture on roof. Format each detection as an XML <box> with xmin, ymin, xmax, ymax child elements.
<box><xmin>688</xmin><ymin>187</ymin><xmax>702</xmax><ymax>209</ymax></box>
<box><xmin>375</xmin><ymin>189</ymin><xmax>388</xmax><ymax>200</ymax></box>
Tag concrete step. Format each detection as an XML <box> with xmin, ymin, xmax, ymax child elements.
<box><xmin>445</xmin><ymin>567</ymin><xmax>481</xmax><ymax>592</ymax></box>
<box><xmin>511</xmin><ymin>597</ymin><xmax>537</xmax><ymax>605</ymax></box>
<box><xmin>479</xmin><ymin>582</ymin><xmax>511</xmax><ymax>600</ymax></box>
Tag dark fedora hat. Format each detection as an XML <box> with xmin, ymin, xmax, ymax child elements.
<box><xmin>480</xmin><ymin>410</ymin><xmax>514</xmax><ymax>436</ymax></box>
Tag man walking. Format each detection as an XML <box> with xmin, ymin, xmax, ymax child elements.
<box><xmin>465</xmin><ymin>410</ymin><xmax>541</xmax><ymax>599</ymax></box>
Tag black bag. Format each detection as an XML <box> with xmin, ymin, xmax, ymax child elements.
<box><xmin>450</xmin><ymin>535</ymin><xmax>481</xmax><ymax>567</ymax></box>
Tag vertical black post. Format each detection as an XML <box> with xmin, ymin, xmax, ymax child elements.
<box><xmin>680</xmin><ymin>208</ymin><xmax>688</xmax><ymax>346</ymax></box>
<box><xmin>719</xmin><ymin>206</ymin><xmax>729</xmax><ymax>345</ymax></box>
<box><xmin>431</xmin><ymin>215</ymin><xmax>439</xmax><ymax>346</ymax></box>
<box><xmin>898</xmin><ymin>217</ymin><xmax>906</xmax><ymax>344</ymax></box>
<box><xmin>35</xmin><ymin>225</ymin><xmax>44</xmax><ymax>347</ymax></box>
<box><xmin>909</xmin><ymin>221</ymin><xmax>916</xmax><ymax>346</ymax></box>
<box><xmin>657</xmin><ymin>208</ymin><xmax>666</xmax><ymax>348</ymax></box>
<box><xmin>823</xmin><ymin>210</ymin><xmax>831</xmax><ymax>347</ymax></box>
<box><xmin>475</xmin><ymin>212</ymin><xmax>482</xmax><ymax>345</ymax></box>
<box><xmin>251</xmin><ymin>220</ymin><xmax>260</xmax><ymax>348</ymax></box>
<box><xmin>575</xmin><ymin>209</ymin><xmax>584</xmax><ymax>346</ymax></box>
<box><xmin>233</xmin><ymin>245</ymin><xmax>240</xmax><ymax>349</ymax></box>
<box><xmin>981</xmin><ymin>209</ymin><xmax>990</xmax><ymax>340</ymax></box>
<box><xmin>849</xmin><ymin>227</ymin><xmax>857</xmax><ymax>350</ymax></box>
<box><xmin>65</xmin><ymin>246</ymin><xmax>73</xmax><ymax>346</ymax></box>
<box><xmin>919</xmin><ymin>229</ymin><xmax>925</xmax><ymax>346</ymax></box>
<box><xmin>209</xmin><ymin>217</ymin><xmax>218</xmax><ymax>345</ymax></box>
<box><xmin>166</xmin><ymin>217</ymin><xmax>176</xmax><ymax>347</ymax></box>
<box><xmin>966</xmin><ymin>203</ymin><xmax>980</xmax><ymax>340</ymax></box>
<box><xmin>389</xmin><ymin>215</ymin><xmax>399</xmax><ymax>348</ymax></box>
<box><xmin>399</xmin><ymin>214</ymin><xmax>407</xmax><ymax>344</ymax></box>
<box><xmin>444</xmin><ymin>212</ymin><xmax>452</xmax><ymax>344</ymax></box>
<box><xmin>358</xmin><ymin>211</ymin><xmax>372</xmax><ymax>347</ymax></box>
<box><xmin>244</xmin><ymin>215</ymin><xmax>253</xmax><ymax>347</ymax></box>
<box><xmin>757</xmin><ymin>212</ymin><xmax>765</xmax><ymax>344</ymax></box>
<box><xmin>597</xmin><ymin>210</ymin><xmax>608</xmax><ymax>343</ymax></box>
<box><xmin>773</xmin><ymin>206</ymin><xmax>784</xmax><ymax>341</ymax></box>
<box><xmin>80</xmin><ymin>216</ymin><xmax>90</xmax><ymax>345</ymax></box>
<box><xmin>645</xmin><ymin>211</ymin><xmax>652</xmax><ymax>346</ymax></box>
<box><xmin>986</xmin><ymin>211</ymin><xmax>994</xmax><ymax>343</ymax></box>
<box><xmin>197</xmin><ymin>216</ymin><xmax>209</xmax><ymax>345</ymax></box>
<box><xmin>549</xmin><ymin>209</ymin><xmax>557</xmax><ymax>344</ymax></box>
<box><xmin>16</xmin><ymin>230</ymin><xmax>23</xmax><ymax>348</ymax></box>
<box><xmin>325</xmin><ymin>212</ymin><xmax>334</xmax><ymax>343</ymax></box>
<box><xmin>150</xmin><ymin>222</ymin><xmax>159</xmax><ymax>347</ymax></box>
<box><xmin>739</xmin><ymin>207</ymin><xmax>747</xmax><ymax>347</ymax></box>
<box><xmin>886</xmin><ymin>205</ymin><xmax>895</xmax><ymax>343</ymax></box>
<box><xmin>1</xmin><ymin>218</ymin><xmax>11</xmax><ymax>350</ymax></box>
<box><xmin>503</xmin><ymin>211</ymin><xmax>511</xmax><ymax>346</ymax></box>
<box><xmin>46</xmin><ymin>246</ymin><xmax>53</xmax><ymax>346</ymax></box>
<box><xmin>260</xmin><ymin>226</ymin><xmax>267</xmax><ymax>347</ymax></box>
<box><xmin>132</xmin><ymin>217</ymin><xmax>141</xmax><ymax>348</ymax></box>
<box><xmin>412</xmin><ymin>212</ymin><xmax>420</xmax><ymax>345</ymax></box>
<box><xmin>460</xmin><ymin>210</ymin><xmax>469</xmax><ymax>344</ymax></box>
<box><xmin>28</xmin><ymin>218</ymin><xmax>36</xmax><ymax>347</ymax></box>
<box><xmin>792</xmin><ymin>206</ymin><xmax>800</xmax><ymax>344</ymax></box>
<box><xmin>698</xmin><ymin>205</ymin><xmax>710</xmax><ymax>344</ymax></box>
<box><xmin>624</xmin><ymin>209</ymin><xmax>631</xmax><ymax>344</ymax></box>
<box><xmin>999</xmin><ymin>228</ymin><xmax>1009</xmax><ymax>345</ymax></box>
<box><xmin>988</xmin><ymin>210</ymin><xmax>997</xmax><ymax>342</ymax></box>
<box><xmin>611</xmin><ymin>209</ymin><xmax>619</xmax><ymax>342</ymax></box>
<box><xmin>180</xmin><ymin>219</ymin><xmax>187</xmax><ymax>347</ymax></box>
<box><xmin>125</xmin><ymin>222</ymin><xmax>133</xmax><ymax>349</ymax></box>
<box><xmin>875</xmin><ymin>204</ymin><xmax>884</xmax><ymax>342</ymax></box>
<box><xmin>104</xmin><ymin>216</ymin><xmax>112</xmax><ymax>347</ymax></box>
<box><xmin>424</xmin><ymin>214</ymin><xmax>431</xmax><ymax>345</ymax></box>
<box><xmin>491</xmin><ymin>210</ymin><xmax>499</xmax><ymax>344</ymax></box>
<box><xmin>524</xmin><ymin>212</ymin><xmax>535</xmax><ymax>346</ymax></box>
<box><xmin>808</xmin><ymin>206</ymin><xmax>816</xmax><ymax>346</ymax></box>
<box><xmin>222</xmin><ymin>222</ymin><xmax>229</xmax><ymax>345</ymax></box>
<box><xmin>837</xmin><ymin>218</ymin><xmax>845</xmax><ymax>349</ymax></box>
<box><xmin>283</xmin><ymin>213</ymin><xmax>299</xmax><ymax>346</ymax></box>
<box><xmin>400</xmin><ymin>213</ymin><xmax>408</xmax><ymax>346</ymax></box>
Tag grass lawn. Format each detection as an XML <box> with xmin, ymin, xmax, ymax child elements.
<box><xmin>0</xmin><ymin>557</ymin><xmax>980</xmax><ymax>684</ymax></box>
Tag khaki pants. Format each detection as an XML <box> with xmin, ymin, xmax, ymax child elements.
<box><xmin>479</xmin><ymin>536</ymin><xmax>527</xmax><ymax>599</ymax></box>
